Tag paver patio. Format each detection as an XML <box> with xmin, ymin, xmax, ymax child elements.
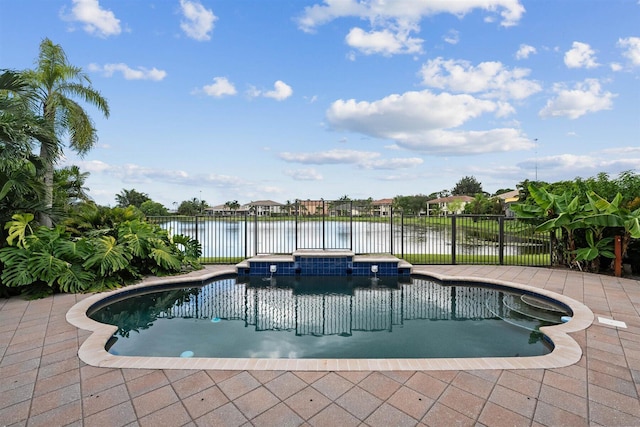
<box><xmin>1</xmin><ymin>264</ymin><xmax>639</xmax><ymax>426</ymax></box>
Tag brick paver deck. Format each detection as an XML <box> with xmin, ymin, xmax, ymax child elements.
<box><xmin>1</xmin><ymin>265</ymin><xmax>639</xmax><ymax>426</ymax></box>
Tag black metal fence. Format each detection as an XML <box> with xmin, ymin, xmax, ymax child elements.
<box><xmin>149</xmin><ymin>200</ymin><xmax>550</xmax><ymax>266</ymax></box>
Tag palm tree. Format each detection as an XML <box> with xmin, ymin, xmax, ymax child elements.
<box><xmin>1</xmin><ymin>70</ymin><xmax>58</xmax><ymax>163</ymax></box>
<box><xmin>54</xmin><ymin>165</ymin><xmax>91</xmax><ymax>211</ymax></box>
<box><xmin>1</xmin><ymin>70</ymin><xmax>58</xmax><ymax>232</ymax></box>
<box><xmin>24</xmin><ymin>39</ymin><xmax>110</xmax><ymax>226</ymax></box>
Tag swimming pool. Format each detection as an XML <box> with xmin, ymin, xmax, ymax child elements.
<box><xmin>66</xmin><ymin>266</ymin><xmax>593</xmax><ymax>370</ymax></box>
<box><xmin>88</xmin><ymin>275</ymin><xmax>569</xmax><ymax>359</ymax></box>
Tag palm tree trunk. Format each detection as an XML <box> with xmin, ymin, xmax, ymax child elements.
<box><xmin>39</xmin><ymin>142</ymin><xmax>53</xmax><ymax>227</ymax></box>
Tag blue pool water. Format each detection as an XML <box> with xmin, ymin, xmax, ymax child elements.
<box><xmin>88</xmin><ymin>275</ymin><xmax>570</xmax><ymax>359</ymax></box>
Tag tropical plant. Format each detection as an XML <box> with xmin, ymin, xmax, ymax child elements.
<box><xmin>0</xmin><ymin>211</ymin><xmax>202</xmax><ymax>297</ymax></box>
<box><xmin>53</xmin><ymin>165</ymin><xmax>91</xmax><ymax>212</ymax></box>
<box><xmin>452</xmin><ymin>176</ymin><xmax>483</xmax><ymax>196</ymax></box>
<box><xmin>0</xmin><ymin>70</ymin><xmax>56</xmax><ymax>236</ymax></box>
<box><xmin>139</xmin><ymin>200</ymin><xmax>168</xmax><ymax>217</ymax></box>
<box><xmin>224</xmin><ymin>200</ymin><xmax>240</xmax><ymax>212</ymax></box>
<box><xmin>23</xmin><ymin>38</ymin><xmax>110</xmax><ymax>227</ymax></box>
<box><xmin>116</xmin><ymin>188</ymin><xmax>151</xmax><ymax>208</ymax></box>
<box><xmin>177</xmin><ymin>198</ymin><xmax>206</xmax><ymax>215</ymax></box>
<box><xmin>511</xmin><ymin>184</ymin><xmax>583</xmax><ymax>266</ymax></box>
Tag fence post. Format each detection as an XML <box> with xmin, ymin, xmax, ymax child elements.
<box><xmin>451</xmin><ymin>215</ymin><xmax>457</xmax><ymax>265</ymax></box>
<box><xmin>390</xmin><ymin>206</ymin><xmax>394</xmax><ymax>255</ymax></box>
<box><xmin>295</xmin><ymin>200</ymin><xmax>298</xmax><ymax>250</ymax></box>
<box><xmin>195</xmin><ymin>216</ymin><xmax>199</xmax><ymax>244</ymax></box>
<box><xmin>244</xmin><ymin>212</ymin><xmax>248</xmax><ymax>259</ymax></box>
<box><xmin>350</xmin><ymin>200</ymin><xmax>353</xmax><ymax>251</ymax></box>
<box><xmin>322</xmin><ymin>200</ymin><xmax>326</xmax><ymax>250</ymax></box>
<box><xmin>253</xmin><ymin>211</ymin><xmax>258</xmax><ymax>255</ymax></box>
<box><xmin>498</xmin><ymin>216</ymin><xmax>505</xmax><ymax>265</ymax></box>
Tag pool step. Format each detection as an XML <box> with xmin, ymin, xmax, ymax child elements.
<box><xmin>486</xmin><ymin>294</ymin><xmax>569</xmax><ymax>332</ymax></box>
<box><xmin>236</xmin><ymin>250</ymin><xmax>412</xmax><ymax>277</ymax></box>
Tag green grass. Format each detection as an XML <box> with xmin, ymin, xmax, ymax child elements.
<box><xmin>401</xmin><ymin>253</ymin><xmax>551</xmax><ymax>266</ymax></box>
<box><xmin>200</xmin><ymin>253</ymin><xmax>551</xmax><ymax>266</ymax></box>
<box><xmin>201</xmin><ymin>257</ymin><xmax>246</xmax><ymax>264</ymax></box>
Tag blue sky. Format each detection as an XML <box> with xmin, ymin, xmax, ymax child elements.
<box><xmin>1</xmin><ymin>0</ymin><xmax>639</xmax><ymax>208</ymax></box>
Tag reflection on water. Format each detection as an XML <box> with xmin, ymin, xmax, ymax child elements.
<box><xmin>90</xmin><ymin>276</ymin><xmax>567</xmax><ymax>359</ymax></box>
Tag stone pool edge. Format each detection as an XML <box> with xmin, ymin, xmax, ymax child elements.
<box><xmin>66</xmin><ymin>265</ymin><xmax>594</xmax><ymax>371</ymax></box>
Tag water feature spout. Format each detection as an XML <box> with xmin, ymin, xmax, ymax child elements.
<box><xmin>371</xmin><ymin>265</ymin><xmax>379</xmax><ymax>281</ymax></box>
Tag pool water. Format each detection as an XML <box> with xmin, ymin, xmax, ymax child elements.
<box><xmin>88</xmin><ymin>276</ymin><xmax>570</xmax><ymax>359</ymax></box>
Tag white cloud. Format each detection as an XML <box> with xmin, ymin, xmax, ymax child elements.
<box><xmin>280</xmin><ymin>149</ymin><xmax>379</xmax><ymax>165</ymax></box>
<box><xmin>296</xmin><ymin>0</ymin><xmax>525</xmax><ymax>32</ymax></box>
<box><xmin>284</xmin><ymin>168</ymin><xmax>323</xmax><ymax>180</ymax></box>
<box><xmin>325</xmin><ymin>90</ymin><xmax>533</xmax><ymax>155</ymax></box>
<box><xmin>517</xmin><ymin>153</ymin><xmax>640</xmax><ymax>179</ymax></box>
<box><xmin>280</xmin><ymin>149</ymin><xmax>422</xmax><ymax>170</ymax></box>
<box><xmin>249</xmin><ymin>81</ymin><xmax>293</xmax><ymax>101</ymax></box>
<box><xmin>394</xmin><ymin>128</ymin><xmax>534</xmax><ymax>155</ymax></box>
<box><xmin>179</xmin><ymin>0</ymin><xmax>217</xmax><ymax>41</ymax></box>
<box><xmin>600</xmin><ymin>146</ymin><xmax>640</xmax><ymax>155</ymax></box>
<box><xmin>296</xmin><ymin>0</ymin><xmax>524</xmax><ymax>57</ymax></box>
<box><xmin>515</xmin><ymin>44</ymin><xmax>536</xmax><ymax>59</ymax></box>
<box><xmin>359</xmin><ymin>157</ymin><xmax>423</xmax><ymax>169</ymax></box>
<box><xmin>88</xmin><ymin>63</ymin><xmax>167</xmax><ymax>81</ymax></box>
<box><xmin>67</xmin><ymin>0</ymin><xmax>121</xmax><ymax>37</ymax></box>
<box><xmin>91</xmin><ymin>161</ymin><xmax>247</xmax><ymax>187</ymax></box>
<box><xmin>419</xmin><ymin>57</ymin><xmax>542</xmax><ymax>100</ymax></box>
<box><xmin>264</xmin><ymin>81</ymin><xmax>293</xmax><ymax>101</ymax></box>
<box><xmin>539</xmin><ymin>79</ymin><xmax>615</xmax><ymax>119</ymax></box>
<box><xmin>610</xmin><ymin>62</ymin><xmax>623</xmax><ymax>72</ymax></box>
<box><xmin>201</xmin><ymin>77</ymin><xmax>237</xmax><ymax>97</ymax></box>
<box><xmin>345</xmin><ymin>26</ymin><xmax>423</xmax><ymax>55</ymax></box>
<box><xmin>443</xmin><ymin>29</ymin><xmax>460</xmax><ymax>45</ymax></box>
<box><xmin>618</xmin><ymin>37</ymin><xmax>640</xmax><ymax>66</ymax></box>
<box><xmin>327</xmin><ymin>90</ymin><xmax>499</xmax><ymax>136</ymax></box>
<box><xmin>564</xmin><ymin>41</ymin><xmax>599</xmax><ymax>68</ymax></box>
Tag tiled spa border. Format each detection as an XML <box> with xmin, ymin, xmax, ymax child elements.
<box><xmin>66</xmin><ymin>265</ymin><xmax>594</xmax><ymax>371</ymax></box>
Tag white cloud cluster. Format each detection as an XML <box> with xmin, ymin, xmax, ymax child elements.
<box><xmin>179</xmin><ymin>0</ymin><xmax>217</xmax><ymax>41</ymax></box>
<box><xmin>297</xmin><ymin>0</ymin><xmax>525</xmax><ymax>56</ymax></box>
<box><xmin>67</xmin><ymin>0</ymin><xmax>121</xmax><ymax>37</ymax></box>
<box><xmin>284</xmin><ymin>168</ymin><xmax>323</xmax><ymax>181</ymax></box>
<box><xmin>618</xmin><ymin>36</ymin><xmax>640</xmax><ymax>67</ymax></box>
<box><xmin>539</xmin><ymin>79</ymin><xmax>615</xmax><ymax>119</ymax></box>
<box><xmin>564</xmin><ymin>41</ymin><xmax>599</xmax><ymax>69</ymax></box>
<box><xmin>202</xmin><ymin>77</ymin><xmax>237</xmax><ymax>97</ymax></box>
<box><xmin>265</xmin><ymin>81</ymin><xmax>294</xmax><ymax>100</ymax></box>
<box><xmin>419</xmin><ymin>57</ymin><xmax>542</xmax><ymax>100</ymax></box>
<box><xmin>249</xmin><ymin>81</ymin><xmax>293</xmax><ymax>101</ymax></box>
<box><xmin>88</xmin><ymin>63</ymin><xmax>167</xmax><ymax>81</ymax></box>
<box><xmin>515</xmin><ymin>44</ymin><xmax>536</xmax><ymax>59</ymax></box>
<box><xmin>279</xmin><ymin>149</ymin><xmax>423</xmax><ymax>170</ymax></box>
<box><xmin>325</xmin><ymin>90</ymin><xmax>534</xmax><ymax>155</ymax></box>
<box><xmin>517</xmin><ymin>152</ymin><xmax>640</xmax><ymax>180</ymax></box>
<box><xmin>443</xmin><ymin>29</ymin><xmax>460</xmax><ymax>45</ymax></box>
<box><xmin>78</xmin><ymin>159</ymin><xmax>247</xmax><ymax>188</ymax></box>
<box><xmin>345</xmin><ymin>26</ymin><xmax>423</xmax><ymax>56</ymax></box>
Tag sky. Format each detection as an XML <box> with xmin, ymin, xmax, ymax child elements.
<box><xmin>1</xmin><ymin>0</ymin><xmax>639</xmax><ymax>208</ymax></box>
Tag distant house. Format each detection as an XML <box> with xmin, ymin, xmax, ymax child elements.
<box><xmin>426</xmin><ymin>195</ymin><xmax>474</xmax><ymax>216</ymax></box>
<box><xmin>494</xmin><ymin>190</ymin><xmax>521</xmax><ymax>217</ymax></box>
<box><xmin>244</xmin><ymin>200</ymin><xmax>285</xmax><ymax>216</ymax></box>
<box><xmin>372</xmin><ymin>198</ymin><xmax>394</xmax><ymax>217</ymax></box>
<box><xmin>295</xmin><ymin>200</ymin><xmax>325</xmax><ymax>216</ymax></box>
<box><xmin>204</xmin><ymin>204</ymin><xmax>248</xmax><ymax>216</ymax></box>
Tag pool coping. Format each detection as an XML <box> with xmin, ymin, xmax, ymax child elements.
<box><xmin>66</xmin><ymin>265</ymin><xmax>594</xmax><ymax>371</ymax></box>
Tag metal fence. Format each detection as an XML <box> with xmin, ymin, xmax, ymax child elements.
<box><xmin>148</xmin><ymin>200</ymin><xmax>550</xmax><ymax>266</ymax></box>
